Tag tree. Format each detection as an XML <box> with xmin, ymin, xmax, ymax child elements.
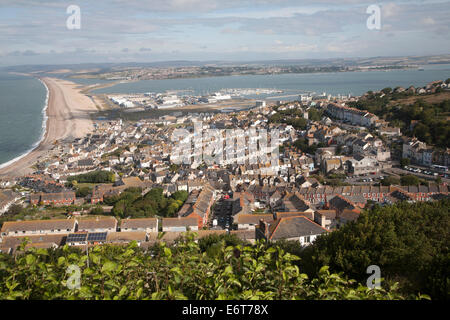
<box><xmin>76</xmin><ymin>186</ymin><xmax>92</xmax><ymax>198</ymax></box>
<box><xmin>297</xmin><ymin>200</ymin><xmax>449</xmax><ymax>299</ymax></box>
<box><xmin>401</xmin><ymin>175</ymin><xmax>420</xmax><ymax>186</ymax></box>
<box><xmin>67</xmin><ymin>171</ymin><xmax>115</xmax><ymax>184</ymax></box>
<box><xmin>171</xmin><ymin>191</ymin><xmax>188</xmax><ymax>202</ymax></box>
<box><xmin>90</xmin><ymin>206</ymin><xmax>105</xmax><ymax>215</ymax></box>
<box><xmin>400</xmin><ymin>158</ymin><xmax>410</xmax><ymax>167</ymax></box>
<box><xmin>308</xmin><ymin>108</ymin><xmax>323</xmax><ymax>121</ymax></box>
<box><xmin>0</xmin><ymin>234</ymin><xmax>419</xmax><ymax>300</ymax></box>
<box><xmin>381</xmin><ymin>176</ymin><xmax>400</xmax><ymax>186</ymax></box>
<box><xmin>5</xmin><ymin>204</ymin><xmax>23</xmax><ymax>216</ymax></box>
<box><xmin>108</xmin><ymin>188</ymin><xmax>188</xmax><ymax>219</ymax></box>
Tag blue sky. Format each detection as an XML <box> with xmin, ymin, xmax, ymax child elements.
<box><xmin>0</xmin><ymin>0</ymin><xmax>449</xmax><ymax>66</ymax></box>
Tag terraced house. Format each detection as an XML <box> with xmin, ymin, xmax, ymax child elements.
<box><xmin>183</xmin><ymin>183</ymin><xmax>216</xmax><ymax>229</ymax></box>
<box><xmin>291</xmin><ymin>184</ymin><xmax>448</xmax><ymax>206</ymax></box>
<box><xmin>29</xmin><ymin>191</ymin><xmax>76</xmax><ymax>206</ymax></box>
<box><xmin>120</xmin><ymin>217</ymin><xmax>159</xmax><ymax>233</ymax></box>
<box><xmin>162</xmin><ymin>217</ymin><xmax>199</xmax><ymax>232</ymax></box>
<box><xmin>77</xmin><ymin>217</ymin><xmax>118</xmax><ymax>233</ymax></box>
<box><xmin>1</xmin><ymin>219</ymin><xmax>77</xmax><ymax>237</ymax></box>
<box><xmin>326</xmin><ymin>103</ymin><xmax>379</xmax><ymax>127</ymax></box>
<box><xmin>257</xmin><ymin>216</ymin><xmax>329</xmax><ymax>246</ymax></box>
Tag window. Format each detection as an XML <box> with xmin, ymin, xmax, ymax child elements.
<box><xmin>304</xmin><ymin>236</ymin><xmax>311</xmax><ymax>243</ymax></box>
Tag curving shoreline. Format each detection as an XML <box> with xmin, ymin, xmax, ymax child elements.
<box><xmin>0</xmin><ymin>77</ymin><xmax>98</xmax><ymax>179</ymax></box>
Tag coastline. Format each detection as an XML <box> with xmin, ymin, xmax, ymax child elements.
<box><xmin>0</xmin><ymin>77</ymin><xmax>98</xmax><ymax>179</ymax></box>
<box><xmin>0</xmin><ymin>78</ymin><xmax>49</xmax><ymax>171</ymax></box>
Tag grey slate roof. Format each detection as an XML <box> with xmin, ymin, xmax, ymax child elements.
<box><xmin>269</xmin><ymin>216</ymin><xmax>327</xmax><ymax>240</ymax></box>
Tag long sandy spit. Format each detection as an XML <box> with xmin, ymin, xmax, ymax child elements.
<box><xmin>0</xmin><ymin>77</ymin><xmax>98</xmax><ymax>178</ymax></box>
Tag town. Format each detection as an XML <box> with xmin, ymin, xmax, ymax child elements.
<box><xmin>0</xmin><ymin>79</ymin><xmax>449</xmax><ymax>255</ymax></box>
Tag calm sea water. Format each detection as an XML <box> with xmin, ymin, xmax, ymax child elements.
<box><xmin>0</xmin><ymin>72</ymin><xmax>47</xmax><ymax>168</ymax></box>
<box><xmin>92</xmin><ymin>64</ymin><xmax>450</xmax><ymax>99</ymax></box>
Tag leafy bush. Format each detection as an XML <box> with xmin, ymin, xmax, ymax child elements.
<box><xmin>381</xmin><ymin>176</ymin><xmax>400</xmax><ymax>186</ymax></box>
<box><xmin>400</xmin><ymin>175</ymin><xmax>420</xmax><ymax>186</ymax></box>
<box><xmin>76</xmin><ymin>186</ymin><xmax>92</xmax><ymax>198</ymax></box>
<box><xmin>298</xmin><ymin>200</ymin><xmax>449</xmax><ymax>299</ymax></box>
<box><xmin>107</xmin><ymin>188</ymin><xmax>187</xmax><ymax>219</ymax></box>
<box><xmin>90</xmin><ymin>206</ymin><xmax>105</xmax><ymax>215</ymax></box>
<box><xmin>0</xmin><ymin>235</ymin><xmax>418</xmax><ymax>300</ymax></box>
<box><xmin>67</xmin><ymin>171</ymin><xmax>115</xmax><ymax>184</ymax></box>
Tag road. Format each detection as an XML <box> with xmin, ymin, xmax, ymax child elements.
<box><xmin>384</xmin><ymin>166</ymin><xmax>450</xmax><ymax>184</ymax></box>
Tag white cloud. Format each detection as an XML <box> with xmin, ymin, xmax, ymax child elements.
<box><xmin>421</xmin><ymin>17</ymin><xmax>436</xmax><ymax>25</ymax></box>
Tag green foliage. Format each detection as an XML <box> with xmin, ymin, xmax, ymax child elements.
<box><xmin>171</xmin><ymin>191</ymin><xmax>188</xmax><ymax>202</ymax></box>
<box><xmin>292</xmin><ymin>138</ymin><xmax>326</xmax><ymax>155</ymax></box>
<box><xmin>381</xmin><ymin>176</ymin><xmax>400</xmax><ymax>186</ymax></box>
<box><xmin>269</xmin><ymin>109</ymin><xmax>308</xmax><ymax>130</ymax></box>
<box><xmin>348</xmin><ymin>96</ymin><xmax>450</xmax><ymax>148</ymax></box>
<box><xmin>198</xmin><ymin>234</ymin><xmax>246</xmax><ymax>253</ymax></box>
<box><xmin>297</xmin><ymin>200</ymin><xmax>449</xmax><ymax>299</ymax></box>
<box><xmin>0</xmin><ymin>235</ymin><xmax>415</xmax><ymax>300</ymax></box>
<box><xmin>67</xmin><ymin>171</ymin><xmax>115</xmax><ymax>184</ymax></box>
<box><xmin>4</xmin><ymin>204</ymin><xmax>23</xmax><ymax>216</ymax></box>
<box><xmin>107</xmin><ymin>188</ymin><xmax>187</xmax><ymax>219</ymax></box>
<box><xmin>101</xmin><ymin>147</ymin><xmax>125</xmax><ymax>160</ymax></box>
<box><xmin>308</xmin><ymin>108</ymin><xmax>323</xmax><ymax>121</ymax></box>
<box><xmin>381</xmin><ymin>87</ymin><xmax>392</xmax><ymax>94</ymax></box>
<box><xmin>90</xmin><ymin>206</ymin><xmax>105</xmax><ymax>215</ymax></box>
<box><xmin>400</xmin><ymin>175</ymin><xmax>420</xmax><ymax>186</ymax></box>
<box><xmin>400</xmin><ymin>158</ymin><xmax>411</xmax><ymax>167</ymax></box>
<box><xmin>76</xmin><ymin>186</ymin><xmax>92</xmax><ymax>198</ymax></box>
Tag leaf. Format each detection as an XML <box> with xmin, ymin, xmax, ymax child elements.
<box><xmin>224</xmin><ymin>265</ymin><xmax>233</xmax><ymax>274</ymax></box>
<box><xmin>124</xmin><ymin>249</ymin><xmax>135</xmax><ymax>257</ymax></box>
<box><xmin>170</xmin><ymin>267</ymin><xmax>182</xmax><ymax>275</ymax></box>
<box><xmin>36</xmin><ymin>248</ymin><xmax>49</xmax><ymax>256</ymax></box>
<box><xmin>102</xmin><ymin>261</ymin><xmax>117</xmax><ymax>273</ymax></box>
<box><xmin>119</xmin><ymin>286</ymin><xmax>127</xmax><ymax>297</ymax></box>
<box><xmin>57</xmin><ymin>256</ymin><xmax>66</xmax><ymax>266</ymax></box>
<box><xmin>266</xmin><ymin>247</ymin><xmax>277</xmax><ymax>254</ymax></box>
<box><xmin>25</xmin><ymin>254</ymin><xmax>36</xmax><ymax>265</ymax></box>
<box><xmin>164</xmin><ymin>247</ymin><xmax>172</xmax><ymax>258</ymax></box>
<box><xmin>319</xmin><ymin>266</ymin><xmax>329</xmax><ymax>274</ymax></box>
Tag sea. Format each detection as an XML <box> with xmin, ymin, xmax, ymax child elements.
<box><xmin>91</xmin><ymin>64</ymin><xmax>450</xmax><ymax>99</ymax></box>
<box><xmin>0</xmin><ymin>64</ymin><xmax>449</xmax><ymax>168</ymax></box>
<box><xmin>0</xmin><ymin>72</ymin><xmax>48</xmax><ymax>170</ymax></box>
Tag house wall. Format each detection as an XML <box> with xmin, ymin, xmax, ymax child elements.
<box><xmin>4</xmin><ymin>227</ymin><xmax>75</xmax><ymax>237</ymax></box>
<box><xmin>77</xmin><ymin>227</ymin><xmax>116</xmax><ymax>233</ymax></box>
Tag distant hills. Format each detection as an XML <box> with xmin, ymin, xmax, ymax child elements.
<box><xmin>2</xmin><ymin>54</ymin><xmax>450</xmax><ymax>74</ymax></box>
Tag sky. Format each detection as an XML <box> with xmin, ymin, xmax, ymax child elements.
<box><xmin>0</xmin><ymin>0</ymin><xmax>449</xmax><ymax>66</ymax></box>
